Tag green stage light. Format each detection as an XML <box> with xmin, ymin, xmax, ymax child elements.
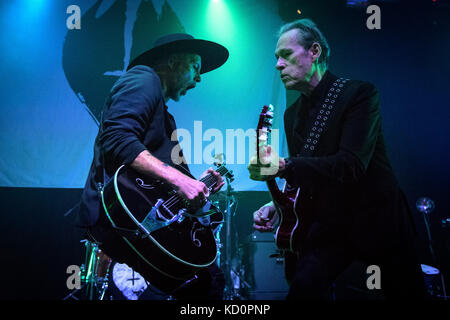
<box><xmin>206</xmin><ymin>0</ymin><xmax>234</xmax><ymax>44</ymax></box>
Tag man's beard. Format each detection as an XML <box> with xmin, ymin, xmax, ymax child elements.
<box><xmin>167</xmin><ymin>78</ymin><xmax>184</xmax><ymax>102</ymax></box>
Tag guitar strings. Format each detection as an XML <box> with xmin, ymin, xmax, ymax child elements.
<box><xmin>163</xmin><ymin>174</ymin><xmax>219</xmax><ymax>211</ymax></box>
<box><xmin>162</xmin><ymin>166</ymin><xmax>227</xmax><ymax>213</ymax></box>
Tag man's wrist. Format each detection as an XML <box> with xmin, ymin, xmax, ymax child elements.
<box><xmin>277</xmin><ymin>157</ymin><xmax>288</xmax><ymax>178</ymax></box>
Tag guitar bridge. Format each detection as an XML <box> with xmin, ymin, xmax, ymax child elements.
<box><xmin>141</xmin><ymin>199</ymin><xmax>181</xmax><ymax>234</ymax></box>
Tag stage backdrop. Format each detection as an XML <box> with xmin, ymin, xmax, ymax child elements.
<box><xmin>0</xmin><ymin>0</ymin><xmax>449</xmax><ymax>207</ymax></box>
<box><xmin>0</xmin><ymin>0</ymin><xmax>287</xmax><ymax>190</ymax></box>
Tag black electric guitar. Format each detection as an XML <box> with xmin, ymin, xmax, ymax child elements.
<box><xmin>100</xmin><ymin>162</ymin><xmax>234</xmax><ymax>293</ymax></box>
<box><xmin>256</xmin><ymin>104</ymin><xmax>309</xmax><ymax>254</ymax></box>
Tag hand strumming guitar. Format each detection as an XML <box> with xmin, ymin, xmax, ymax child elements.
<box><xmin>253</xmin><ymin>201</ymin><xmax>279</xmax><ymax>232</ymax></box>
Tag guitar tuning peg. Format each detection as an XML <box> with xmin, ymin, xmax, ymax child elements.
<box><xmin>213</xmin><ymin>153</ymin><xmax>225</xmax><ymax>165</ymax></box>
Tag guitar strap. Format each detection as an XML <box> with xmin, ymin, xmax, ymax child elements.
<box><xmin>283</xmin><ymin>77</ymin><xmax>350</xmax><ymax>195</ymax></box>
<box><xmin>298</xmin><ymin>77</ymin><xmax>350</xmax><ymax>157</ymax></box>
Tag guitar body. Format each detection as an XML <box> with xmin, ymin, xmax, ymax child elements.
<box><xmin>267</xmin><ymin>179</ymin><xmax>310</xmax><ymax>255</ymax></box>
<box><xmin>266</xmin><ymin>180</ymin><xmax>300</xmax><ymax>252</ymax></box>
<box><xmin>101</xmin><ymin>165</ymin><xmax>226</xmax><ymax>293</ymax></box>
<box><xmin>266</xmin><ymin>180</ymin><xmax>308</xmax><ymax>283</ymax></box>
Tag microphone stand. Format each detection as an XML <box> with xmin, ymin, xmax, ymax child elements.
<box><xmin>417</xmin><ymin>198</ymin><xmax>448</xmax><ymax>300</ymax></box>
<box><xmin>222</xmin><ymin>175</ymin><xmax>241</xmax><ymax>300</ymax></box>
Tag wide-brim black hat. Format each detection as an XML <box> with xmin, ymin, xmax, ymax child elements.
<box><xmin>127</xmin><ymin>33</ymin><xmax>229</xmax><ymax>74</ymax></box>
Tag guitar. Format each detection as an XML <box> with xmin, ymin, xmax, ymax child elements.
<box><xmin>256</xmin><ymin>104</ymin><xmax>309</xmax><ymax>253</ymax></box>
<box><xmin>100</xmin><ymin>162</ymin><xmax>234</xmax><ymax>293</ymax></box>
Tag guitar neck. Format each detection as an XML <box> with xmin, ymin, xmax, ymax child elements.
<box><xmin>266</xmin><ymin>179</ymin><xmax>283</xmax><ymax>199</ymax></box>
<box><xmin>200</xmin><ymin>165</ymin><xmax>228</xmax><ymax>191</ymax></box>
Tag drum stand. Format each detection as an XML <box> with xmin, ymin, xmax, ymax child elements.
<box><xmin>220</xmin><ymin>176</ymin><xmax>250</xmax><ymax>300</ymax></box>
<box><xmin>63</xmin><ymin>240</ymin><xmax>112</xmax><ymax>300</ymax></box>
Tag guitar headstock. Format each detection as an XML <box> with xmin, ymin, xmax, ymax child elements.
<box><xmin>256</xmin><ymin>104</ymin><xmax>274</xmax><ymax>160</ymax></box>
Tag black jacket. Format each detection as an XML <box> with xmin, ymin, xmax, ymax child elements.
<box><xmin>283</xmin><ymin>71</ymin><xmax>415</xmax><ymax>256</ymax></box>
<box><xmin>77</xmin><ymin>66</ymin><xmax>186</xmax><ymax>227</ymax></box>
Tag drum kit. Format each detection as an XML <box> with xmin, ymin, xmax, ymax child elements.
<box><xmin>63</xmin><ymin>240</ymin><xmax>112</xmax><ymax>300</ymax></box>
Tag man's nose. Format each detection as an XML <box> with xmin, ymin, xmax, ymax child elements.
<box><xmin>276</xmin><ymin>58</ymin><xmax>285</xmax><ymax>70</ymax></box>
<box><xmin>194</xmin><ymin>72</ymin><xmax>201</xmax><ymax>83</ymax></box>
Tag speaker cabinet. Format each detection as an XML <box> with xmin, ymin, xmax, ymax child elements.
<box><xmin>243</xmin><ymin>231</ymin><xmax>290</xmax><ymax>300</ymax></box>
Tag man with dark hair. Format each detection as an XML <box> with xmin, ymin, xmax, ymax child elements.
<box><xmin>248</xmin><ymin>19</ymin><xmax>426</xmax><ymax>299</ymax></box>
<box><xmin>76</xmin><ymin>33</ymin><xmax>229</xmax><ymax>299</ymax></box>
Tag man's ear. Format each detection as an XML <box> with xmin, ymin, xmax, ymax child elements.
<box><xmin>310</xmin><ymin>42</ymin><xmax>322</xmax><ymax>63</ymax></box>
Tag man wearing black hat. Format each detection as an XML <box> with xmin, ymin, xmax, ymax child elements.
<box><xmin>76</xmin><ymin>34</ymin><xmax>229</xmax><ymax>299</ymax></box>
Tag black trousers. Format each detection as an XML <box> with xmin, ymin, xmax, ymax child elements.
<box><xmin>286</xmin><ymin>224</ymin><xmax>427</xmax><ymax>300</ymax></box>
<box><xmin>87</xmin><ymin>221</ymin><xmax>225</xmax><ymax>300</ymax></box>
